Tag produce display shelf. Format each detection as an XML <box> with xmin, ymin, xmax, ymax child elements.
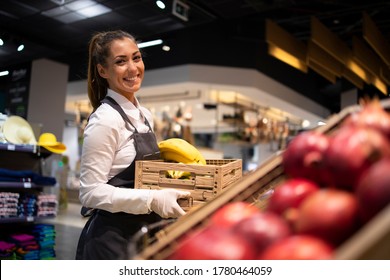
<box><xmin>135</xmin><ymin>99</ymin><xmax>390</xmax><ymax>260</ymax></box>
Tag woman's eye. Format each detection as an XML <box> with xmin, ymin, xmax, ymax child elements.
<box><xmin>115</xmin><ymin>59</ymin><xmax>126</xmax><ymax>65</ymax></box>
<box><xmin>133</xmin><ymin>55</ymin><xmax>142</xmax><ymax>61</ymax></box>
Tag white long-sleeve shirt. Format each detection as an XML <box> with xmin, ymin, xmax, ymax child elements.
<box><xmin>79</xmin><ymin>89</ymin><xmax>154</xmax><ymax>214</ymax></box>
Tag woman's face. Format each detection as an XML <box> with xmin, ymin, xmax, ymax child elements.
<box><xmin>97</xmin><ymin>37</ymin><xmax>144</xmax><ymax>101</ymax></box>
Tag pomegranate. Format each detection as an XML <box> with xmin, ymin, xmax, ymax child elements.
<box><xmin>295</xmin><ymin>189</ymin><xmax>360</xmax><ymax>245</ymax></box>
<box><xmin>258</xmin><ymin>235</ymin><xmax>334</xmax><ymax>260</ymax></box>
<box><xmin>267</xmin><ymin>178</ymin><xmax>320</xmax><ymax>216</ymax></box>
<box><xmin>169</xmin><ymin>227</ymin><xmax>257</xmax><ymax>260</ymax></box>
<box><xmin>343</xmin><ymin>98</ymin><xmax>390</xmax><ymax>140</ymax></box>
<box><xmin>355</xmin><ymin>158</ymin><xmax>390</xmax><ymax>222</ymax></box>
<box><xmin>282</xmin><ymin>131</ymin><xmax>330</xmax><ymax>186</ymax></box>
<box><xmin>232</xmin><ymin>212</ymin><xmax>292</xmax><ymax>254</ymax></box>
<box><xmin>324</xmin><ymin>125</ymin><xmax>390</xmax><ymax>190</ymax></box>
<box><xmin>209</xmin><ymin>201</ymin><xmax>260</xmax><ymax>229</ymax></box>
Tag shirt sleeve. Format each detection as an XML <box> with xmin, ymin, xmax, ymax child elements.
<box><xmin>78</xmin><ymin>105</ymin><xmax>151</xmax><ymax>214</ymax></box>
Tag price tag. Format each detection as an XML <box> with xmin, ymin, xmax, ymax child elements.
<box><xmin>24</xmin><ymin>182</ymin><xmax>32</xmax><ymax>188</ymax></box>
<box><xmin>26</xmin><ymin>216</ymin><xmax>34</xmax><ymax>222</ymax></box>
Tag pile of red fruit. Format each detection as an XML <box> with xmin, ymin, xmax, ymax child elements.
<box><xmin>168</xmin><ymin>99</ymin><xmax>390</xmax><ymax>260</ymax></box>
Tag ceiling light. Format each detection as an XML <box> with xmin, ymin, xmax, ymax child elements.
<box><xmin>317</xmin><ymin>120</ymin><xmax>326</xmax><ymax>126</ymax></box>
<box><xmin>381</xmin><ymin>66</ymin><xmax>390</xmax><ymax>85</ymax></box>
<box><xmin>76</xmin><ymin>4</ymin><xmax>111</xmax><ymax>18</ymax></box>
<box><xmin>302</xmin><ymin>120</ymin><xmax>311</xmax><ymax>128</ymax></box>
<box><xmin>371</xmin><ymin>76</ymin><xmax>387</xmax><ymax>95</ymax></box>
<box><xmin>42</xmin><ymin>1</ymin><xmax>111</xmax><ymax>23</ymax></box>
<box><xmin>138</xmin><ymin>39</ymin><xmax>163</xmax><ymax>48</ymax></box>
<box><xmin>363</xmin><ymin>12</ymin><xmax>390</xmax><ymax>66</ymax></box>
<box><xmin>0</xmin><ymin>38</ymin><xmax>4</xmax><ymax>46</ymax></box>
<box><xmin>266</xmin><ymin>19</ymin><xmax>308</xmax><ymax>73</ymax></box>
<box><xmin>308</xmin><ymin>59</ymin><xmax>337</xmax><ymax>84</ymax></box>
<box><xmin>307</xmin><ymin>40</ymin><xmax>343</xmax><ymax>77</ymax></box>
<box><xmin>17</xmin><ymin>44</ymin><xmax>24</xmax><ymax>52</ymax></box>
<box><xmin>156</xmin><ymin>1</ymin><xmax>166</xmax><ymax>9</ymax></box>
<box><xmin>56</xmin><ymin>12</ymin><xmax>86</xmax><ymax>23</ymax></box>
<box><xmin>353</xmin><ymin>36</ymin><xmax>381</xmax><ymax>77</ymax></box>
<box><xmin>162</xmin><ymin>45</ymin><xmax>170</xmax><ymax>51</ymax></box>
<box><xmin>342</xmin><ymin>67</ymin><xmax>364</xmax><ymax>89</ymax></box>
<box><xmin>346</xmin><ymin>58</ymin><xmax>371</xmax><ymax>84</ymax></box>
<box><xmin>311</xmin><ymin>16</ymin><xmax>349</xmax><ymax>65</ymax></box>
<box><xmin>0</xmin><ymin>70</ymin><xmax>9</xmax><ymax>77</ymax></box>
<box><xmin>268</xmin><ymin>44</ymin><xmax>307</xmax><ymax>73</ymax></box>
<box><xmin>42</xmin><ymin>6</ymin><xmax>70</xmax><ymax>17</ymax></box>
<box><xmin>50</xmin><ymin>0</ymin><xmax>67</xmax><ymax>4</ymax></box>
<box><xmin>65</xmin><ymin>0</ymin><xmax>95</xmax><ymax>11</ymax></box>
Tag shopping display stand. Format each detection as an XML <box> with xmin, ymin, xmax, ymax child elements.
<box><xmin>135</xmin><ymin>99</ymin><xmax>390</xmax><ymax>260</ymax></box>
<box><xmin>0</xmin><ymin>143</ymin><xmax>57</xmax><ymax>259</ymax></box>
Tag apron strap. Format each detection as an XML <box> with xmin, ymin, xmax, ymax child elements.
<box><xmin>102</xmin><ymin>96</ymin><xmax>154</xmax><ymax>133</ymax></box>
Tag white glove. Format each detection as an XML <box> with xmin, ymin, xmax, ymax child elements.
<box><xmin>147</xmin><ymin>189</ymin><xmax>191</xmax><ymax>218</ymax></box>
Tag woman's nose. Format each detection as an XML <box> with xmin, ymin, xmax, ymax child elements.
<box><xmin>127</xmin><ymin>60</ymin><xmax>137</xmax><ymax>71</ymax></box>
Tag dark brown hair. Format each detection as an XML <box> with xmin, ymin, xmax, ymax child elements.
<box><xmin>87</xmin><ymin>30</ymin><xmax>137</xmax><ymax>110</ymax></box>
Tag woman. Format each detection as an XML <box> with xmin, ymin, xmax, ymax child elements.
<box><xmin>75</xmin><ymin>30</ymin><xmax>190</xmax><ymax>260</ymax></box>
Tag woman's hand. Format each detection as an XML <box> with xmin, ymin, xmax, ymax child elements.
<box><xmin>148</xmin><ymin>189</ymin><xmax>191</xmax><ymax>218</ymax></box>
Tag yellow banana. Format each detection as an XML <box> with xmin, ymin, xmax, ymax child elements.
<box><xmin>166</xmin><ymin>170</ymin><xmax>191</xmax><ymax>179</ymax></box>
<box><xmin>158</xmin><ymin>138</ymin><xmax>207</xmax><ymax>165</ymax></box>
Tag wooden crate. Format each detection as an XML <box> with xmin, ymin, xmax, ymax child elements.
<box><xmin>135</xmin><ymin>159</ymin><xmax>243</xmax><ymax>208</ymax></box>
<box><xmin>134</xmin><ymin>99</ymin><xmax>390</xmax><ymax>260</ymax></box>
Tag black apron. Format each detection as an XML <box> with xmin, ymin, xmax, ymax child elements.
<box><xmin>75</xmin><ymin>96</ymin><xmax>161</xmax><ymax>260</ymax></box>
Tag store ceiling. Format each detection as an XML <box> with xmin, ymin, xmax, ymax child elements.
<box><xmin>1</xmin><ymin>0</ymin><xmax>390</xmax><ymax>113</ymax></box>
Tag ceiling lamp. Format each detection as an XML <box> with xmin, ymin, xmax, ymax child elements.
<box><xmin>371</xmin><ymin>76</ymin><xmax>388</xmax><ymax>95</ymax></box>
<box><xmin>311</xmin><ymin>16</ymin><xmax>349</xmax><ymax>65</ymax></box>
<box><xmin>353</xmin><ymin>36</ymin><xmax>387</xmax><ymax>95</ymax></box>
<box><xmin>363</xmin><ymin>12</ymin><xmax>390</xmax><ymax>66</ymax></box>
<box><xmin>342</xmin><ymin>67</ymin><xmax>364</xmax><ymax>90</ymax></box>
<box><xmin>156</xmin><ymin>1</ymin><xmax>166</xmax><ymax>9</ymax></box>
<box><xmin>17</xmin><ymin>43</ymin><xmax>25</xmax><ymax>52</ymax></box>
<box><xmin>0</xmin><ymin>70</ymin><xmax>9</xmax><ymax>77</ymax></box>
<box><xmin>138</xmin><ymin>39</ymin><xmax>163</xmax><ymax>48</ymax></box>
<box><xmin>266</xmin><ymin>19</ymin><xmax>308</xmax><ymax>73</ymax></box>
<box><xmin>311</xmin><ymin>16</ymin><xmax>369</xmax><ymax>88</ymax></box>
<box><xmin>381</xmin><ymin>66</ymin><xmax>390</xmax><ymax>85</ymax></box>
<box><xmin>307</xmin><ymin>40</ymin><xmax>342</xmax><ymax>83</ymax></box>
<box><xmin>353</xmin><ymin>36</ymin><xmax>381</xmax><ymax>77</ymax></box>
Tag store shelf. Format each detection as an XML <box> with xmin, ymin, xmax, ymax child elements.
<box><xmin>0</xmin><ymin>143</ymin><xmax>37</xmax><ymax>153</ymax></box>
<box><xmin>0</xmin><ymin>181</ymin><xmax>36</xmax><ymax>188</ymax></box>
<box><xmin>0</xmin><ymin>143</ymin><xmax>52</xmax><ymax>158</ymax></box>
<box><xmin>0</xmin><ymin>216</ymin><xmax>55</xmax><ymax>224</ymax></box>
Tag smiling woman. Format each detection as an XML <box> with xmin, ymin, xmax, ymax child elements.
<box><xmin>95</xmin><ymin>37</ymin><xmax>145</xmax><ymax>104</ymax></box>
<box><xmin>75</xmin><ymin>30</ymin><xmax>191</xmax><ymax>260</ymax></box>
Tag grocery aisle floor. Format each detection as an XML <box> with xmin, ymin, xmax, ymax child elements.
<box><xmin>47</xmin><ymin>202</ymin><xmax>87</xmax><ymax>260</ymax></box>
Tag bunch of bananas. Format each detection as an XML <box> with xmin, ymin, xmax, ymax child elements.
<box><xmin>158</xmin><ymin>138</ymin><xmax>207</xmax><ymax>179</ymax></box>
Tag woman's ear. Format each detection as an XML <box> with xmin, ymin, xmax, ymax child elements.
<box><xmin>97</xmin><ymin>64</ymin><xmax>108</xmax><ymax>78</ymax></box>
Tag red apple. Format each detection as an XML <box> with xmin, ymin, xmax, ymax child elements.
<box><xmin>169</xmin><ymin>227</ymin><xmax>257</xmax><ymax>260</ymax></box>
<box><xmin>258</xmin><ymin>235</ymin><xmax>334</xmax><ymax>260</ymax></box>
<box><xmin>232</xmin><ymin>212</ymin><xmax>292</xmax><ymax>254</ymax></box>
<box><xmin>355</xmin><ymin>158</ymin><xmax>390</xmax><ymax>222</ymax></box>
<box><xmin>282</xmin><ymin>131</ymin><xmax>330</xmax><ymax>186</ymax></box>
<box><xmin>209</xmin><ymin>201</ymin><xmax>260</xmax><ymax>229</ymax></box>
<box><xmin>295</xmin><ymin>189</ymin><xmax>360</xmax><ymax>245</ymax></box>
<box><xmin>267</xmin><ymin>178</ymin><xmax>320</xmax><ymax>216</ymax></box>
